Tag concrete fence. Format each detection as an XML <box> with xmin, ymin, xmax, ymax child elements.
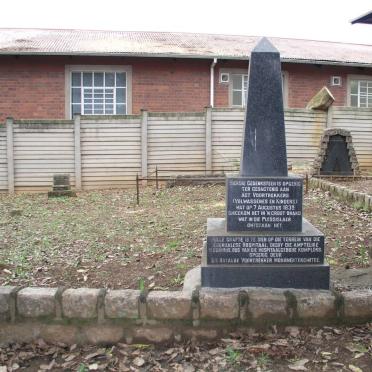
<box><xmin>0</xmin><ymin>107</ymin><xmax>371</xmax><ymax>193</ymax></box>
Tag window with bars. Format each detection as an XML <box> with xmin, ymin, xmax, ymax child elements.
<box><xmin>230</xmin><ymin>73</ymin><xmax>286</xmax><ymax>107</ymax></box>
<box><xmin>71</xmin><ymin>71</ymin><xmax>127</xmax><ymax>116</ymax></box>
<box><xmin>350</xmin><ymin>79</ymin><xmax>372</xmax><ymax>108</ymax></box>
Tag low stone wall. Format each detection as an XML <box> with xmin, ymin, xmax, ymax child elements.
<box><xmin>310</xmin><ymin>177</ymin><xmax>371</xmax><ymax>212</ymax></box>
<box><xmin>1</xmin><ymin>286</ymin><xmax>372</xmax><ymax>345</ymax></box>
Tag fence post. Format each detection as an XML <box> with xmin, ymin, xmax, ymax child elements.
<box><xmin>74</xmin><ymin>114</ymin><xmax>82</xmax><ymax>191</ymax></box>
<box><xmin>205</xmin><ymin>106</ymin><xmax>212</xmax><ymax>175</ymax></box>
<box><xmin>155</xmin><ymin>166</ymin><xmax>159</xmax><ymax>190</ymax></box>
<box><xmin>136</xmin><ymin>173</ymin><xmax>140</xmax><ymax>205</ymax></box>
<box><xmin>141</xmin><ymin>109</ymin><xmax>148</xmax><ymax>185</ymax></box>
<box><xmin>6</xmin><ymin>117</ymin><xmax>14</xmax><ymax>194</ymax></box>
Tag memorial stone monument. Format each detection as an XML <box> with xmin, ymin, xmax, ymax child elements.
<box><xmin>320</xmin><ymin>134</ymin><xmax>353</xmax><ymax>175</ymax></box>
<box><xmin>201</xmin><ymin>38</ymin><xmax>330</xmax><ymax>289</ymax></box>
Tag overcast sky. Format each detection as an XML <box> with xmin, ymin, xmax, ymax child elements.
<box><xmin>1</xmin><ymin>0</ymin><xmax>371</xmax><ymax>44</ymax></box>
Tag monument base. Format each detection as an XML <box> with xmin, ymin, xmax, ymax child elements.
<box><xmin>201</xmin><ymin>262</ymin><xmax>330</xmax><ymax>289</ymax></box>
<box><xmin>202</xmin><ymin>218</ymin><xmax>330</xmax><ymax>289</ymax></box>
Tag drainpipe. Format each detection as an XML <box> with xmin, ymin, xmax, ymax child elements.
<box><xmin>210</xmin><ymin>58</ymin><xmax>218</xmax><ymax>107</ymax></box>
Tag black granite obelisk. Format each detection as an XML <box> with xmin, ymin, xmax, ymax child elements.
<box><xmin>201</xmin><ymin>38</ymin><xmax>330</xmax><ymax>289</ymax></box>
<box><xmin>241</xmin><ymin>39</ymin><xmax>287</xmax><ymax>177</ymax></box>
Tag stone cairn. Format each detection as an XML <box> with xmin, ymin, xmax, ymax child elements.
<box><xmin>201</xmin><ymin>38</ymin><xmax>330</xmax><ymax>289</ymax></box>
<box><xmin>312</xmin><ymin>128</ymin><xmax>360</xmax><ymax>176</ymax></box>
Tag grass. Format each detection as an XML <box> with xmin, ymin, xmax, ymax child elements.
<box><xmin>0</xmin><ymin>185</ymin><xmax>370</xmax><ymax>289</ymax></box>
<box><xmin>0</xmin><ymin>185</ymin><xmax>225</xmax><ymax>288</ymax></box>
<box><xmin>356</xmin><ymin>244</ymin><xmax>369</xmax><ymax>266</ymax></box>
<box><xmin>257</xmin><ymin>353</ymin><xmax>271</xmax><ymax>369</ymax></box>
<box><xmin>226</xmin><ymin>346</ymin><xmax>241</xmax><ymax>365</ymax></box>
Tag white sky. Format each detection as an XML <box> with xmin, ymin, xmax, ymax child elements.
<box><xmin>1</xmin><ymin>0</ymin><xmax>371</xmax><ymax>45</ymax></box>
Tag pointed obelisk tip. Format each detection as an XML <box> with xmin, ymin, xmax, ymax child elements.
<box><xmin>252</xmin><ymin>37</ymin><xmax>279</xmax><ymax>53</ymax></box>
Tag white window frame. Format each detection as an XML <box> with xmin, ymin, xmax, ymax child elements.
<box><xmin>65</xmin><ymin>65</ymin><xmax>132</xmax><ymax>119</ymax></box>
<box><xmin>347</xmin><ymin>74</ymin><xmax>372</xmax><ymax>108</ymax></box>
<box><xmin>231</xmin><ymin>73</ymin><xmax>248</xmax><ymax>107</ymax></box>
<box><xmin>220</xmin><ymin>72</ymin><xmax>230</xmax><ymax>83</ymax></box>
<box><xmin>220</xmin><ymin>68</ymin><xmax>288</xmax><ymax>108</ymax></box>
<box><xmin>330</xmin><ymin>76</ymin><xmax>342</xmax><ymax>86</ymax></box>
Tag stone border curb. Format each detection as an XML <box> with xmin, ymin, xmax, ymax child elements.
<box><xmin>310</xmin><ymin>177</ymin><xmax>371</xmax><ymax>212</ymax></box>
<box><xmin>1</xmin><ymin>286</ymin><xmax>372</xmax><ymax>344</ymax></box>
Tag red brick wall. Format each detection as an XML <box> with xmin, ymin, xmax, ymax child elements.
<box><xmin>131</xmin><ymin>58</ymin><xmax>210</xmax><ymax>113</ymax></box>
<box><xmin>0</xmin><ymin>55</ymin><xmax>371</xmax><ymax>121</ymax></box>
<box><xmin>0</xmin><ymin>56</ymin><xmax>65</xmax><ymax>121</ymax></box>
<box><xmin>283</xmin><ymin>63</ymin><xmax>365</xmax><ymax>108</ymax></box>
<box><xmin>214</xmin><ymin>60</ymin><xmax>248</xmax><ymax>107</ymax></box>
<box><xmin>214</xmin><ymin>61</ymin><xmax>372</xmax><ymax>108</ymax></box>
<box><xmin>0</xmin><ymin>56</ymin><xmax>212</xmax><ymax>121</ymax></box>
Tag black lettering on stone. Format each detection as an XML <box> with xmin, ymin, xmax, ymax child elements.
<box><xmin>226</xmin><ymin>177</ymin><xmax>303</xmax><ymax>232</ymax></box>
<box><xmin>207</xmin><ymin>235</ymin><xmax>324</xmax><ymax>265</ymax></box>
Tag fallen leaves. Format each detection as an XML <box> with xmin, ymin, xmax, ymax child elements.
<box><xmin>132</xmin><ymin>356</ymin><xmax>145</xmax><ymax>367</ymax></box>
<box><xmin>0</xmin><ymin>324</ymin><xmax>371</xmax><ymax>371</ymax></box>
<box><xmin>349</xmin><ymin>365</ymin><xmax>363</xmax><ymax>372</ymax></box>
<box><xmin>288</xmin><ymin>358</ymin><xmax>309</xmax><ymax>370</ymax></box>
<box><xmin>285</xmin><ymin>326</ymin><xmax>300</xmax><ymax>338</ymax></box>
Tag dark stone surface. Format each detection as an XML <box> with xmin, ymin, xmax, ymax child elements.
<box><xmin>53</xmin><ymin>174</ymin><xmax>70</xmax><ymax>187</ymax></box>
<box><xmin>52</xmin><ymin>174</ymin><xmax>73</xmax><ymax>195</ymax></box>
<box><xmin>207</xmin><ymin>218</ymin><xmax>324</xmax><ymax>265</ymax></box>
<box><xmin>48</xmin><ymin>190</ymin><xmax>77</xmax><ymax>198</ymax></box>
<box><xmin>320</xmin><ymin>135</ymin><xmax>353</xmax><ymax>175</ymax></box>
<box><xmin>240</xmin><ymin>38</ymin><xmax>287</xmax><ymax>177</ymax></box>
<box><xmin>202</xmin><ymin>240</ymin><xmax>329</xmax><ymax>289</ymax></box>
<box><xmin>201</xmin><ymin>264</ymin><xmax>330</xmax><ymax>289</ymax></box>
<box><xmin>226</xmin><ymin>176</ymin><xmax>302</xmax><ymax>232</ymax></box>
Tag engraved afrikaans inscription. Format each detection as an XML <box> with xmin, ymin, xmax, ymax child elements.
<box><xmin>207</xmin><ymin>235</ymin><xmax>324</xmax><ymax>265</ymax></box>
<box><xmin>226</xmin><ymin>177</ymin><xmax>303</xmax><ymax>232</ymax></box>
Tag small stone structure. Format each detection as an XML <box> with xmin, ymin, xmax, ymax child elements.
<box><xmin>306</xmin><ymin>86</ymin><xmax>335</xmax><ymax>110</ymax></box>
<box><xmin>0</xmin><ymin>286</ymin><xmax>371</xmax><ymax>345</ymax></box>
<box><xmin>312</xmin><ymin>128</ymin><xmax>360</xmax><ymax>176</ymax></box>
<box><xmin>48</xmin><ymin>174</ymin><xmax>76</xmax><ymax>197</ymax></box>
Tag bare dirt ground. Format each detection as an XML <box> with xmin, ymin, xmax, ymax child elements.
<box><xmin>327</xmin><ymin>179</ymin><xmax>372</xmax><ymax>195</ymax></box>
<box><xmin>0</xmin><ymin>185</ymin><xmax>371</xmax><ymax>290</ymax></box>
<box><xmin>0</xmin><ymin>324</ymin><xmax>371</xmax><ymax>371</ymax></box>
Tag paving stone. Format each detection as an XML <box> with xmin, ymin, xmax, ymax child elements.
<box><xmin>364</xmin><ymin>194</ymin><xmax>370</xmax><ymax>210</ymax></box>
<box><xmin>84</xmin><ymin>325</ymin><xmax>124</xmax><ymax>344</ymax></box>
<box><xmin>105</xmin><ymin>289</ymin><xmax>140</xmax><ymax>319</ymax></box>
<box><xmin>291</xmin><ymin>289</ymin><xmax>336</xmax><ymax>319</ymax></box>
<box><xmin>183</xmin><ymin>328</ymin><xmax>219</xmax><ymax>341</ymax></box>
<box><xmin>62</xmin><ymin>288</ymin><xmax>100</xmax><ymax>319</ymax></box>
<box><xmin>147</xmin><ymin>291</ymin><xmax>192</xmax><ymax>320</ymax></box>
<box><xmin>343</xmin><ymin>290</ymin><xmax>372</xmax><ymax>319</ymax></box>
<box><xmin>133</xmin><ymin>327</ymin><xmax>173</xmax><ymax>343</ymax></box>
<box><xmin>0</xmin><ymin>286</ymin><xmax>16</xmax><ymax>321</ymax></box>
<box><xmin>17</xmin><ymin>287</ymin><xmax>57</xmax><ymax>318</ymax></box>
<box><xmin>40</xmin><ymin>325</ymin><xmax>78</xmax><ymax>344</ymax></box>
<box><xmin>247</xmin><ymin>288</ymin><xmax>288</xmax><ymax>321</ymax></box>
<box><xmin>199</xmin><ymin>288</ymin><xmax>239</xmax><ymax>320</ymax></box>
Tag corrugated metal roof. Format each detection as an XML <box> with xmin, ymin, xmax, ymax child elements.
<box><xmin>1</xmin><ymin>28</ymin><xmax>372</xmax><ymax>67</ymax></box>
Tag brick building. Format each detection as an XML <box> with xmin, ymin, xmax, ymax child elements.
<box><xmin>1</xmin><ymin>28</ymin><xmax>372</xmax><ymax>120</ymax></box>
